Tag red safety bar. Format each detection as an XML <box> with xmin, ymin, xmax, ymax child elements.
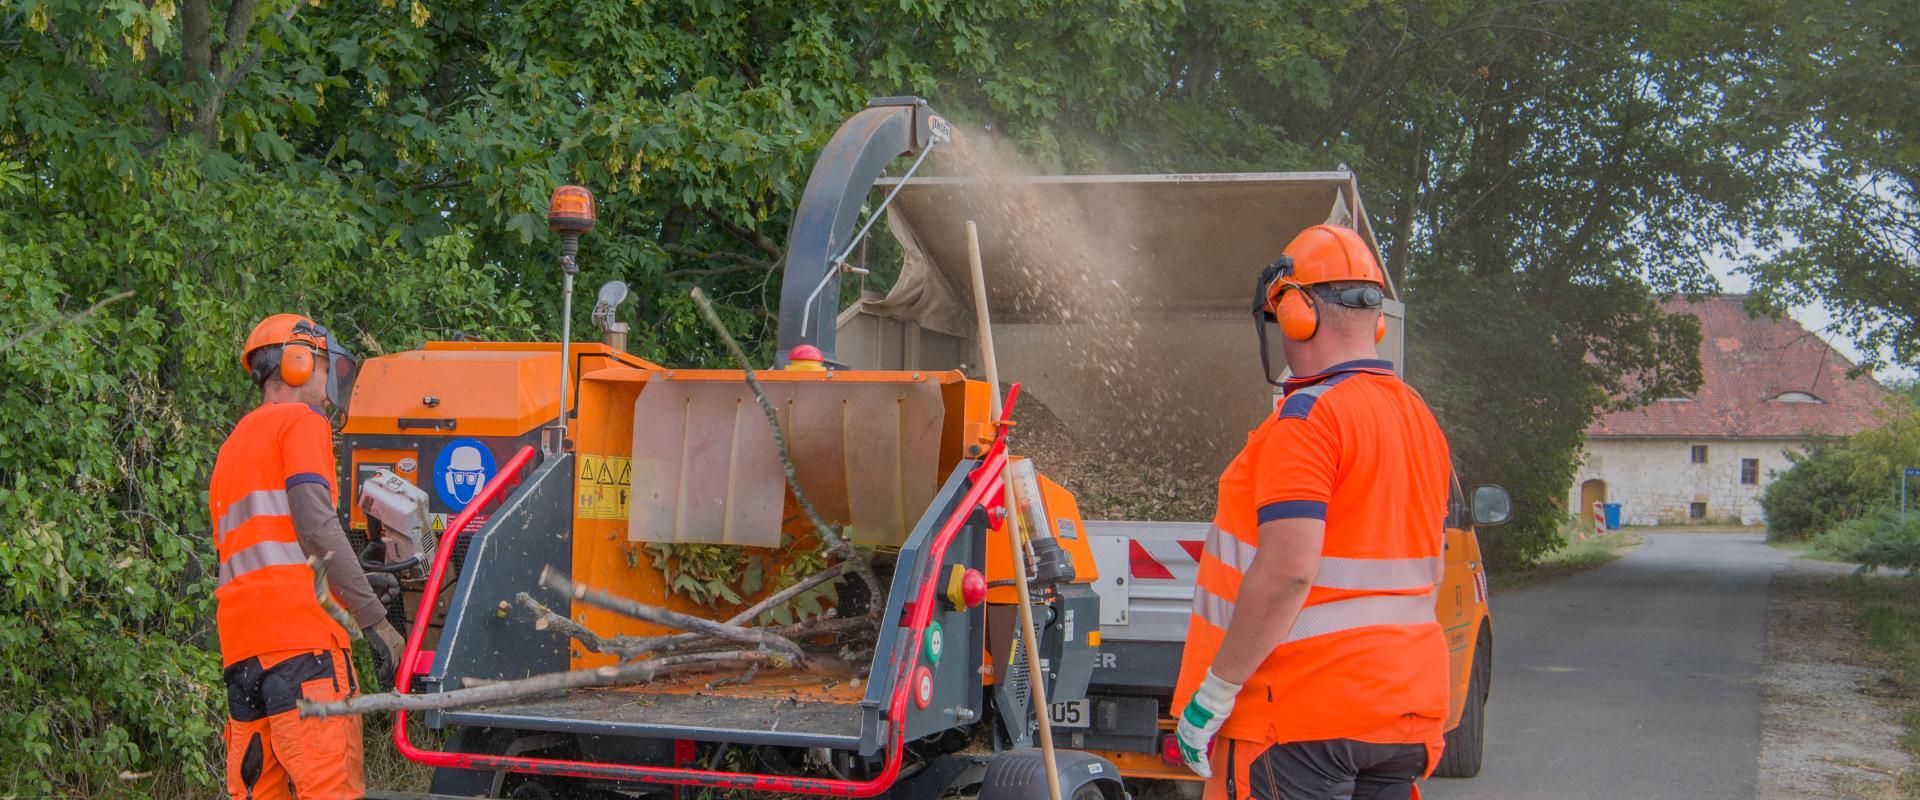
<box><xmin>390</xmin><ymin>385</ymin><xmax>1024</xmax><ymax>795</ymax></box>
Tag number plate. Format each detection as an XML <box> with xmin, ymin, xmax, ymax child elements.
<box><xmin>1048</xmin><ymin>699</ymin><xmax>1092</xmax><ymax>729</ymax></box>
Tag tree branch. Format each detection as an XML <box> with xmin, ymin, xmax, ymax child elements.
<box><xmin>220</xmin><ymin>2</ymin><xmax>301</xmax><ymax>94</ymax></box>
<box><xmin>2</xmin><ymin>290</ymin><xmax>133</xmax><ymax>353</ymax></box>
<box><xmin>515</xmin><ymin>592</ymin><xmax>610</xmax><ymax>653</ymax></box>
<box><xmin>181</xmin><ymin>0</ymin><xmax>211</xmax><ymax>81</ymax></box>
<box><xmin>702</xmin><ymin>208</ymin><xmax>784</xmax><ymax>260</ymax></box>
<box><xmin>297</xmin><ymin>651</ymin><xmax>772</xmax><ymax>718</ymax></box>
<box><xmin>689</xmin><ymin>288</ymin><xmax>885</xmax><ymax>622</ymax></box>
<box><xmin>310</xmin><ymin>554</ymin><xmax>362</xmax><ymax>639</ymax></box>
<box><xmin>531</xmin><ymin>562</ymin><xmax>856</xmax><ymax>659</ymax></box>
<box><xmin>541</xmin><ymin>567</ymin><xmax>806</xmax><ymax>663</ymax></box>
<box><xmin>42</xmin><ymin>24</ymin><xmax>109</xmax><ymax>99</ymax></box>
<box><xmin>213</xmin><ymin>0</ymin><xmax>260</xmax><ymax>81</ymax></box>
<box><xmin>663</xmin><ymin>243</ymin><xmax>775</xmax><ymax>270</ymax></box>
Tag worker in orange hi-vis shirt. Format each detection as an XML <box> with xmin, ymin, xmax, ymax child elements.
<box><xmin>210</xmin><ymin>314</ymin><xmax>405</xmax><ymax>799</ymax></box>
<box><xmin>1172</xmin><ymin>225</ymin><xmax>1453</xmax><ymax>800</ymax></box>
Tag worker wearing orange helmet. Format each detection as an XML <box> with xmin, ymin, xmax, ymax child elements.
<box><xmin>1173</xmin><ymin>225</ymin><xmax>1453</xmax><ymax>799</ymax></box>
<box><xmin>209</xmin><ymin>313</ymin><xmax>404</xmax><ymax>799</ymax></box>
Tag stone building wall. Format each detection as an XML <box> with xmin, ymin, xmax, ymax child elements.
<box><xmin>1567</xmin><ymin>438</ymin><xmax>1808</xmax><ymax>526</ymax></box>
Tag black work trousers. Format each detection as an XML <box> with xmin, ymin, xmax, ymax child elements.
<box><xmin>1228</xmin><ymin>738</ymin><xmax>1428</xmax><ymax>800</ymax></box>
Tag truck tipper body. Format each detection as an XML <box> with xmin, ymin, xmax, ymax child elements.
<box><xmin>838</xmin><ymin>171</ymin><xmax>1502</xmax><ymax>786</ymax></box>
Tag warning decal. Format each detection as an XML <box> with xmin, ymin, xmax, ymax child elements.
<box><xmin>576</xmin><ymin>454</ymin><xmax>632</xmax><ymax>520</ymax></box>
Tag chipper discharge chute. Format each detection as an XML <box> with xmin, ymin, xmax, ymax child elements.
<box><xmin>340</xmin><ymin>98</ymin><xmax>1125</xmax><ymax>800</ymax></box>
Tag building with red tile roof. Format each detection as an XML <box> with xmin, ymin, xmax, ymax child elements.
<box><xmin>1570</xmin><ymin>295</ymin><xmax>1892</xmax><ymax>526</ymax></box>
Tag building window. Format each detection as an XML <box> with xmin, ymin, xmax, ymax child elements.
<box><xmin>1769</xmin><ymin>391</ymin><xmax>1824</xmax><ymax>404</ymax></box>
<box><xmin>1690</xmin><ymin>501</ymin><xmax>1707</xmax><ymax>519</ymax></box>
<box><xmin>1691</xmin><ymin>445</ymin><xmax>1709</xmax><ymax>464</ymax></box>
<box><xmin>1741</xmin><ymin>458</ymin><xmax>1759</xmax><ymax>485</ymax></box>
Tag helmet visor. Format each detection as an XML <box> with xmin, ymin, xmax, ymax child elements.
<box><xmin>297</xmin><ymin>320</ymin><xmax>359</xmax><ymax>416</ymax></box>
<box><xmin>324</xmin><ymin>338</ymin><xmax>358</xmax><ymax>416</ymax></box>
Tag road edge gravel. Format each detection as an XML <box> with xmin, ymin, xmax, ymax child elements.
<box><xmin>1757</xmin><ymin>558</ymin><xmax>1915</xmax><ymax>799</ymax></box>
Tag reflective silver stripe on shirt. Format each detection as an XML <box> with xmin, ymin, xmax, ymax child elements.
<box><xmin>216</xmin><ymin>540</ymin><xmax>308</xmax><ymax>587</ymax></box>
<box><xmin>1204</xmin><ymin>527</ymin><xmax>1259</xmax><ymax>572</ymax></box>
<box><xmin>1312</xmin><ymin>556</ymin><xmax>1443</xmax><ymax>591</ymax></box>
<box><xmin>1204</xmin><ymin>531</ymin><xmax>1439</xmax><ymax>593</ymax></box>
<box><xmin>215</xmin><ymin>489</ymin><xmax>290</xmax><ymax>545</ymax></box>
<box><xmin>1282</xmin><ymin>591</ymin><xmax>1437</xmax><ymax>644</ymax></box>
<box><xmin>1193</xmin><ymin>585</ymin><xmax>1235</xmax><ymax>630</ymax></box>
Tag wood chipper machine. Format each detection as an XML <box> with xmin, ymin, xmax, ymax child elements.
<box><xmin>339</xmin><ymin>97</ymin><xmax>1126</xmax><ymax>799</ymax></box>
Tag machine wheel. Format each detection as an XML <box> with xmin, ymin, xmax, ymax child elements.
<box><xmin>1433</xmin><ymin>628</ymin><xmax>1490</xmax><ymax>778</ymax></box>
<box><xmin>1071</xmin><ymin>784</ymin><xmax>1108</xmax><ymax>800</ymax></box>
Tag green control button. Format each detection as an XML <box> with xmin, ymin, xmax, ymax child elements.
<box><xmin>925</xmin><ymin>621</ymin><xmax>945</xmax><ymax>665</ymax></box>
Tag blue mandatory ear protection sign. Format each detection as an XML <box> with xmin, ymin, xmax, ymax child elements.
<box><xmin>434</xmin><ymin>438</ymin><xmax>497</xmax><ymax>511</ymax></box>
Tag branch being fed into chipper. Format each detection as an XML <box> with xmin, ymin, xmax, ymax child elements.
<box><xmin>516</xmin><ymin>563</ymin><xmax>861</xmax><ymax>660</ymax></box>
<box><xmin>297</xmin><ymin>651</ymin><xmax>774</xmax><ymax>718</ymax></box>
<box><xmin>541</xmin><ymin>566</ymin><xmax>808</xmax><ymax>663</ymax></box>
<box><xmin>688</xmin><ymin>287</ymin><xmax>884</xmax><ymax>622</ymax></box>
<box><xmin>310</xmin><ymin>554</ymin><xmax>362</xmax><ymax>640</ymax></box>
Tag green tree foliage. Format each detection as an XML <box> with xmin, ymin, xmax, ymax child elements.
<box><xmin>1761</xmin><ymin>439</ymin><xmax>1881</xmax><ymax>541</ymax></box>
<box><xmin>1741</xmin><ymin>0</ymin><xmax>1918</xmax><ymax>370</ymax></box>
<box><xmin>0</xmin><ymin>0</ymin><xmax>1168</xmax><ymax>791</ymax></box>
<box><xmin>1764</xmin><ymin>399</ymin><xmax>1920</xmax><ymax>541</ymax></box>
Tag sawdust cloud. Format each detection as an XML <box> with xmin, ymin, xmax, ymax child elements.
<box><xmin>929</xmin><ymin>135</ymin><xmax>1230</xmax><ymax>522</ymax></box>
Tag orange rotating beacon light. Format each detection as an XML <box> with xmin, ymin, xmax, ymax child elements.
<box><xmin>545</xmin><ymin>185</ymin><xmax>597</xmax><ymax>453</ymax></box>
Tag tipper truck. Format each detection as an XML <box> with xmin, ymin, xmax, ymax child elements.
<box><xmin>339</xmin><ymin>97</ymin><xmax>1509</xmax><ymax>799</ymax></box>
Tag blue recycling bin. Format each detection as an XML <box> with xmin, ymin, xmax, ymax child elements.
<box><xmin>1603</xmin><ymin>503</ymin><xmax>1622</xmax><ymax>530</ymax></box>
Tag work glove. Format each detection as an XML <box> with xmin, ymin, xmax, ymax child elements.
<box><xmin>1175</xmin><ymin>669</ymin><xmax>1242</xmax><ymax>779</ymax></box>
<box><xmin>365</xmin><ymin>571</ymin><xmax>401</xmax><ymax>606</ymax></box>
<box><xmin>363</xmin><ymin>619</ymin><xmax>406</xmax><ymax>692</ymax></box>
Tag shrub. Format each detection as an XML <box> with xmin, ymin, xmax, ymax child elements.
<box><xmin>1814</xmin><ymin>506</ymin><xmax>1920</xmax><ymax>573</ymax></box>
<box><xmin>1762</xmin><ymin>439</ymin><xmax>1879</xmax><ymax>541</ymax></box>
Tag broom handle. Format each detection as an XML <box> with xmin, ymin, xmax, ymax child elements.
<box><xmin>966</xmin><ymin>220</ymin><xmax>1064</xmax><ymax>800</ymax></box>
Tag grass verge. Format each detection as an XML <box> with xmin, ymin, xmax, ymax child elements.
<box><xmin>1489</xmin><ymin>529</ymin><xmax>1642</xmax><ymax>595</ymax></box>
<box><xmin>1838</xmin><ymin>574</ymin><xmax>1920</xmax><ymax>798</ymax></box>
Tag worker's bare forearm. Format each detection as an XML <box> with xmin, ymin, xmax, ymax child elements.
<box><xmin>1209</xmin><ymin>517</ymin><xmax>1325</xmax><ymax>685</ymax></box>
<box><xmin>288</xmin><ymin>482</ymin><xmax>384</xmax><ymax>629</ymax></box>
<box><xmin>1210</xmin><ymin>575</ymin><xmax>1312</xmax><ymax>684</ymax></box>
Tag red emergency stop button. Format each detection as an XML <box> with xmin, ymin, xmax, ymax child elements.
<box><xmin>946</xmin><ymin>566</ymin><xmax>988</xmax><ymax>610</ymax></box>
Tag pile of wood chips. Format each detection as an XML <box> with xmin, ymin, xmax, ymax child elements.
<box><xmin>1009</xmin><ymin>389</ymin><xmax>1219</xmax><ymax>523</ymax></box>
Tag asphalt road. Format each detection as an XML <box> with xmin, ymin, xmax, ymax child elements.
<box><xmin>1422</xmin><ymin>532</ymin><xmax>1790</xmax><ymax>800</ymax></box>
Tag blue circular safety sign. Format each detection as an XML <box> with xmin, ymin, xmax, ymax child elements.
<box><xmin>434</xmin><ymin>438</ymin><xmax>496</xmax><ymax>511</ymax></box>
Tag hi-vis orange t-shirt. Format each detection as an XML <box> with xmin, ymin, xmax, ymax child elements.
<box><xmin>1176</xmin><ymin>358</ymin><xmax>1453</xmax><ymax>746</ymax></box>
<box><xmin>208</xmin><ymin>402</ymin><xmax>351</xmax><ymax>667</ymax></box>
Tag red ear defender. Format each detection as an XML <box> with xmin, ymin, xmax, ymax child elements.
<box><xmin>280</xmin><ymin>342</ymin><xmax>315</xmax><ymax>386</ymax></box>
<box><xmin>1277</xmin><ymin>285</ymin><xmax>1319</xmax><ymax>341</ymax></box>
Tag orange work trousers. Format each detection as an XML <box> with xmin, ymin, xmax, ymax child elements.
<box><xmin>223</xmin><ymin>647</ymin><xmax>365</xmax><ymax>799</ymax></box>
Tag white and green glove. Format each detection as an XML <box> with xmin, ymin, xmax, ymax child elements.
<box><xmin>1175</xmin><ymin>669</ymin><xmax>1241</xmax><ymax>778</ymax></box>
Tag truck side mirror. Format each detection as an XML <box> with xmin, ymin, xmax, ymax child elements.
<box><xmin>1471</xmin><ymin>485</ymin><xmax>1512</xmax><ymax>528</ymax></box>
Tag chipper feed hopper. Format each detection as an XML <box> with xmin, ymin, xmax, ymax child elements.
<box><xmin>340</xmin><ymin>98</ymin><xmax>1126</xmax><ymax>799</ymax></box>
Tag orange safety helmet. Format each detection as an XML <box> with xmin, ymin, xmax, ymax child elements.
<box><xmin>241</xmin><ymin>314</ymin><xmax>359</xmax><ymax>412</ymax></box>
<box><xmin>1262</xmin><ymin>224</ymin><xmax>1388</xmax><ymax>343</ymax></box>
